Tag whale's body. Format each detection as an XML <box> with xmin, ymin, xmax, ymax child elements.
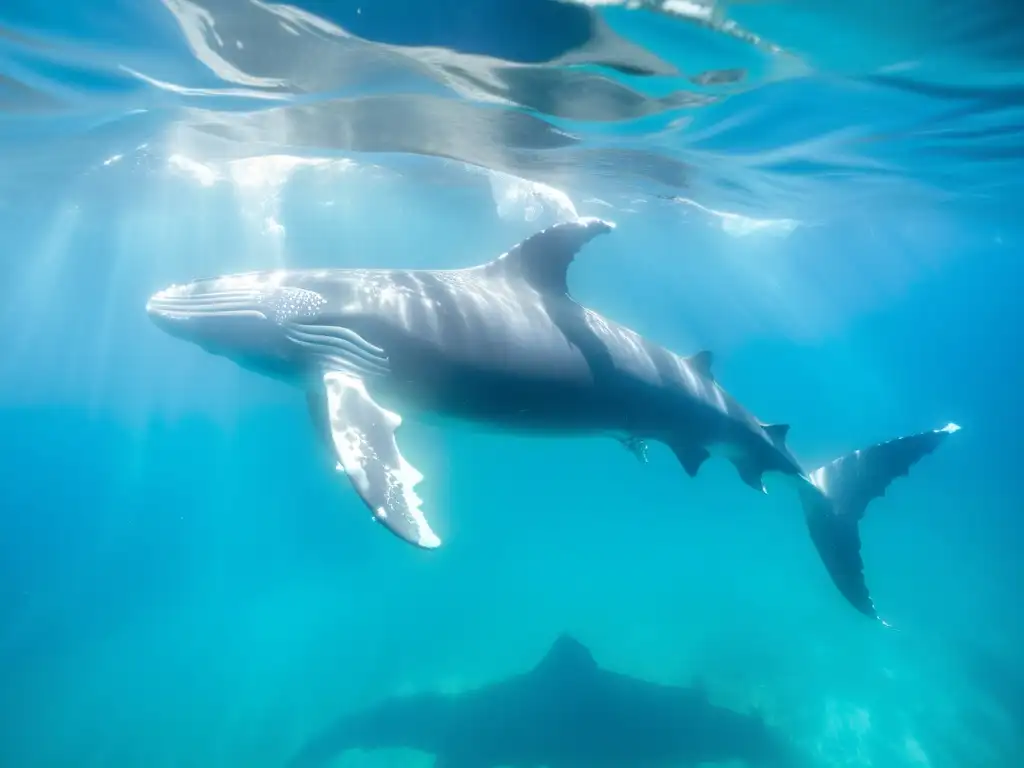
<box><xmin>287</xmin><ymin>633</ymin><xmax>797</xmax><ymax>768</ymax></box>
<box><xmin>147</xmin><ymin>218</ymin><xmax>958</xmax><ymax>622</ymax></box>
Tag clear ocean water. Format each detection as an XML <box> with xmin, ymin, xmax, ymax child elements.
<box><xmin>1</xmin><ymin>1</ymin><xmax>1022</xmax><ymax>766</ymax></box>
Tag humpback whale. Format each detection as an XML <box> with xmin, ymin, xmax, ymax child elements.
<box><xmin>146</xmin><ymin>218</ymin><xmax>959</xmax><ymax>623</ymax></box>
<box><xmin>287</xmin><ymin>633</ymin><xmax>796</xmax><ymax>768</ymax></box>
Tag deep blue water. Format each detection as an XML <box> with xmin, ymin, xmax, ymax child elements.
<box><xmin>1</xmin><ymin>1</ymin><xmax>1023</xmax><ymax>766</ymax></box>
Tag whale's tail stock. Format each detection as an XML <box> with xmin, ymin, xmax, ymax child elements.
<box><xmin>796</xmin><ymin>422</ymin><xmax>961</xmax><ymax>624</ymax></box>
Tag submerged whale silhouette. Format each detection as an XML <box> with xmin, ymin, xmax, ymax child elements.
<box><xmin>287</xmin><ymin>634</ymin><xmax>796</xmax><ymax>768</ymax></box>
<box><xmin>146</xmin><ymin>218</ymin><xmax>959</xmax><ymax>622</ymax></box>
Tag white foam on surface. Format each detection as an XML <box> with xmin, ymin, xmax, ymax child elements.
<box><xmin>672</xmin><ymin>196</ymin><xmax>801</xmax><ymax>238</ymax></box>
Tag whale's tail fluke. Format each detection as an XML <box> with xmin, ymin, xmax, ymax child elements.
<box><xmin>797</xmin><ymin>422</ymin><xmax>961</xmax><ymax>624</ymax></box>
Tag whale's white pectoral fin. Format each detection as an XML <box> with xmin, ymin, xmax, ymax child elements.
<box><xmin>321</xmin><ymin>371</ymin><xmax>442</xmax><ymax>549</ymax></box>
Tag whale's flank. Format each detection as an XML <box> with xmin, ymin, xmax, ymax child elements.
<box><xmin>287</xmin><ymin>633</ymin><xmax>795</xmax><ymax>768</ymax></box>
<box><xmin>145</xmin><ymin>219</ymin><xmax>960</xmax><ymax>622</ymax></box>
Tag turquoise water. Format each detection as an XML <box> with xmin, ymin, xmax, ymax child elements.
<box><xmin>1</xmin><ymin>1</ymin><xmax>1022</xmax><ymax>766</ymax></box>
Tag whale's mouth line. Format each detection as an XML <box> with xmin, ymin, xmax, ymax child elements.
<box><xmin>149</xmin><ymin>308</ymin><xmax>267</xmax><ymax>321</ymax></box>
<box><xmin>146</xmin><ymin>288</ymin><xmax>266</xmax><ymax>320</ymax></box>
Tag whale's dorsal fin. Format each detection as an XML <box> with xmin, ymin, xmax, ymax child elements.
<box><xmin>534</xmin><ymin>633</ymin><xmax>598</xmax><ymax>679</ymax></box>
<box><xmin>490</xmin><ymin>218</ymin><xmax>615</xmax><ymax>296</ymax></box>
<box><xmin>686</xmin><ymin>350</ymin><xmax>714</xmax><ymax>380</ymax></box>
<box><xmin>763</xmin><ymin>422</ymin><xmax>790</xmax><ymax>449</ymax></box>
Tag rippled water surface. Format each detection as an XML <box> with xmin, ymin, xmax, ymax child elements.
<box><xmin>4</xmin><ymin>0</ymin><xmax>1024</xmax><ymax>220</ymax></box>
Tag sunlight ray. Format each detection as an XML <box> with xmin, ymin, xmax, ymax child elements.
<box><xmin>2</xmin><ymin>201</ymin><xmax>81</xmax><ymax>389</ymax></box>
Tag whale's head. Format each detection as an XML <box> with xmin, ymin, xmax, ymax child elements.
<box><xmin>146</xmin><ymin>270</ymin><xmax>331</xmax><ymax>381</ymax></box>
